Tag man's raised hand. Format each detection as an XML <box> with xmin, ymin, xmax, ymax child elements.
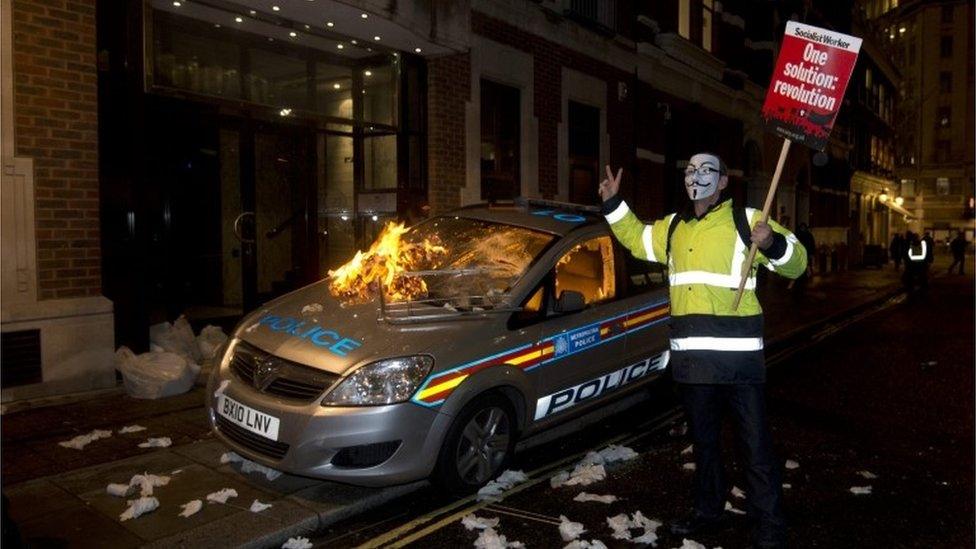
<box><xmin>599</xmin><ymin>165</ymin><xmax>623</xmax><ymax>202</ymax></box>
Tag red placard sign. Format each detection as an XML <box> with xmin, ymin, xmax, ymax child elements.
<box><xmin>761</xmin><ymin>21</ymin><xmax>863</xmax><ymax>151</ymax></box>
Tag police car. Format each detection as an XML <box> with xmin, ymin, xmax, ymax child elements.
<box><xmin>207</xmin><ymin>199</ymin><xmax>671</xmax><ymax>492</ymax></box>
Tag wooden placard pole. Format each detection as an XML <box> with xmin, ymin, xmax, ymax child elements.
<box><xmin>732</xmin><ymin>138</ymin><xmax>792</xmax><ymax>310</ymax></box>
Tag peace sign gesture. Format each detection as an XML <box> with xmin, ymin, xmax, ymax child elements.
<box><xmin>598</xmin><ymin>165</ymin><xmax>623</xmax><ymax>202</ymax></box>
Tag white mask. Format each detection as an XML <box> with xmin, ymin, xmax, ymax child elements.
<box><xmin>684</xmin><ymin>153</ymin><xmax>724</xmax><ymax>201</ymax></box>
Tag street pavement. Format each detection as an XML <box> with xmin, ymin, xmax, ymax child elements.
<box><xmin>1</xmin><ymin>254</ymin><xmax>966</xmax><ymax>548</ymax></box>
<box><xmin>401</xmin><ymin>262</ymin><xmax>973</xmax><ymax>548</ymax></box>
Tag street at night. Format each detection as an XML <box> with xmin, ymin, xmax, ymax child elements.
<box><xmin>311</xmin><ymin>265</ymin><xmax>974</xmax><ymax>549</ymax></box>
<box><xmin>3</xmin><ymin>260</ymin><xmax>972</xmax><ymax>547</ymax></box>
<box><xmin>2</xmin><ymin>0</ymin><xmax>974</xmax><ymax>548</ymax></box>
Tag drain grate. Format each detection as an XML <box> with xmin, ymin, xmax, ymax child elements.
<box><xmin>1</xmin><ymin>329</ymin><xmax>42</xmax><ymax>387</ymax></box>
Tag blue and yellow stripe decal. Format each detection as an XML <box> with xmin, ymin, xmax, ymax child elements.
<box><xmin>411</xmin><ymin>300</ymin><xmax>670</xmax><ymax>407</ymax></box>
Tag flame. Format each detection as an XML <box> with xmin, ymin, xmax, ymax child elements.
<box><xmin>328</xmin><ymin>221</ymin><xmax>447</xmax><ymax>304</ymax></box>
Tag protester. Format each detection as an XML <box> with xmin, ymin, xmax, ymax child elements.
<box><xmin>948</xmin><ymin>231</ymin><xmax>967</xmax><ymax>275</ymax></box>
<box><xmin>923</xmin><ymin>231</ymin><xmax>935</xmax><ymax>266</ymax></box>
<box><xmin>889</xmin><ymin>233</ymin><xmax>905</xmax><ymax>271</ymax></box>
<box><xmin>903</xmin><ymin>232</ymin><xmax>929</xmax><ymax>292</ymax></box>
<box><xmin>599</xmin><ymin>155</ymin><xmax>807</xmax><ymax>549</ymax></box>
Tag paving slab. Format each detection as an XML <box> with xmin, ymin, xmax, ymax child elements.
<box><xmin>216</xmin><ymin>462</ymin><xmax>323</xmax><ymax>496</ymax></box>
<box><xmin>142</xmin><ymin>498</ymin><xmax>319</xmax><ymax>549</ymax></box>
<box><xmin>172</xmin><ymin>438</ymin><xmax>322</xmax><ymax>495</ymax></box>
<box><xmin>15</xmin><ymin>499</ymin><xmax>145</xmax><ymax>548</ymax></box>
<box><xmin>170</xmin><ymin>438</ymin><xmax>229</xmax><ymax>466</ymax></box>
<box><xmin>3</xmin><ymin>478</ymin><xmax>78</xmax><ymax>524</ymax></box>
<box><xmin>78</xmin><ymin>462</ymin><xmax>280</xmax><ymax>542</ymax></box>
<box><xmin>50</xmin><ymin>449</ymin><xmax>193</xmax><ymax>496</ymax></box>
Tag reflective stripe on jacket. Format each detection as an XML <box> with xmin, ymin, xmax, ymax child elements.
<box><xmin>604</xmin><ymin>197</ymin><xmax>808</xmax><ymax>383</ymax></box>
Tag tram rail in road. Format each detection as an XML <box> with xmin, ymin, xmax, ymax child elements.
<box><xmin>355</xmin><ymin>406</ymin><xmax>685</xmax><ymax>549</ymax></box>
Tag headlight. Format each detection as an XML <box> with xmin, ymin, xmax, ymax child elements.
<box><xmin>322</xmin><ymin>356</ymin><xmax>434</xmax><ymax>406</ymax></box>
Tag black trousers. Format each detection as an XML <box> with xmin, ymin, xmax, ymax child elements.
<box><xmin>679</xmin><ymin>383</ymin><xmax>785</xmax><ymax>532</ymax></box>
<box><xmin>903</xmin><ymin>261</ymin><xmax>929</xmax><ymax>291</ymax></box>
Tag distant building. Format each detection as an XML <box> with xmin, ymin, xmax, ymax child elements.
<box><xmin>871</xmin><ymin>0</ymin><xmax>975</xmax><ymax>244</ymax></box>
<box><xmin>844</xmin><ymin>2</ymin><xmax>905</xmax><ymax>264</ymax></box>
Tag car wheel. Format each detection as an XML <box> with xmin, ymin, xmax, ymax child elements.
<box><xmin>434</xmin><ymin>393</ymin><xmax>517</xmax><ymax>495</ymax></box>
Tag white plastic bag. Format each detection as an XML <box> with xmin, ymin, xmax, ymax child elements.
<box><xmin>150</xmin><ymin>316</ymin><xmax>202</xmax><ymax>363</ymax></box>
<box><xmin>116</xmin><ymin>349</ymin><xmax>199</xmax><ymax>399</ymax></box>
<box><xmin>195</xmin><ymin>325</ymin><xmax>228</xmax><ymax>360</ymax></box>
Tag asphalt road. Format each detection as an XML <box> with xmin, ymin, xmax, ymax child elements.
<box><xmin>314</xmin><ymin>272</ymin><xmax>974</xmax><ymax>548</ymax></box>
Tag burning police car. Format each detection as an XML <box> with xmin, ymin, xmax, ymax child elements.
<box><xmin>207</xmin><ymin>199</ymin><xmax>671</xmax><ymax>492</ymax></box>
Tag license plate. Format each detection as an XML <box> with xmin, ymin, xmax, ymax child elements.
<box><xmin>218</xmin><ymin>395</ymin><xmax>280</xmax><ymax>441</ymax></box>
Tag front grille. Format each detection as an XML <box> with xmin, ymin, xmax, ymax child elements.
<box><xmin>331</xmin><ymin>441</ymin><xmax>402</xmax><ymax>468</ymax></box>
<box><xmin>215</xmin><ymin>415</ymin><xmax>290</xmax><ymax>460</ymax></box>
<box><xmin>230</xmin><ymin>341</ymin><xmax>339</xmax><ymax>402</ymax></box>
<box><xmin>230</xmin><ymin>354</ymin><xmax>255</xmax><ymax>383</ymax></box>
<box><xmin>266</xmin><ymin>377</ymin><xmax>328</xmax><ymax>400</ymax></box>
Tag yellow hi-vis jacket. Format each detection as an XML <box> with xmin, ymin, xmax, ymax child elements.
<box><xmin>603</xmin><ymin>196</ymin><xmax>808</xmax><ymax>383</ymax></box>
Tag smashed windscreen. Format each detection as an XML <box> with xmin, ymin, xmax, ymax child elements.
<box><xmin>327</xmin><ymin>217</ymin><xmax>555</xmax><ymax>310</ymax></box>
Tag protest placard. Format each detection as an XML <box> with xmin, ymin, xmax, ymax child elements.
<box><xmin>734</xmin><ymin>22</ymin><xmax>863</xmax><ymax>309</ymax></box>
<box><xmin>761</xmin><ymin>21</ymin><xmax>863</xmax><ymax>151</ymax></box>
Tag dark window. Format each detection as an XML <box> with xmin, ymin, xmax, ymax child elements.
<box><xmin>942</xmin><ymin>4</ymin><xmax>954</xmax><ymax>23</ymax></box>
<box><xmin>940</xmin><ymin>71</ymin><xmax>953</xmax><ymax>93</ymax></box>
<box><xmin>622</xmin><ymin>249</ymin><xmax>669</xmax><ymax>296</ymax></box>
<box><xmin>568</xmin><ymin>101</ymin><xmax>601</xmax><ymax>203</ymax></box>
<box><xmin>936</xmin><ymin>140</ymin><xmax>951</xmax><ymax>162</ymax></box>
<box><xmin>938</xmin><ymin>106</ymin><xmax>951</xmax><ymax>127</ymax></box>
<box><xmin>149</xmin><ymin>9</ymin><xmax>399</xmax><ymax>122</ymax></box>
<box><xmin>566</xmin><ymin>0</ymin><xmax>618</xmax><ymax>31</ymax></box>
<box><xmin>480</xmin><ymin>79</ymin><xmax>520</xmax><ymax>201</ymax></box>
<box><xmin>940</xmin><ymin>36</ymin><xmax>953</xmax><ymax>58</ymax></box>
<box><xmin>908</xmin><ymin>40</ymin><xmax>916</xmax><ymax>65</ymax></box>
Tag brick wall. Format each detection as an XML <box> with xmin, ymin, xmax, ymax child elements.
<box><xmin>427</xmin><ymin>52</ymin><xmax>471</xmax><ymax>213</ymax></box>
<box><xmin>11</xmin><ymin>0</ymin><xmax>100</xmax><ymax>299</ymax></box>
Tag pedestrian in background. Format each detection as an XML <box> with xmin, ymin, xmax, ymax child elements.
<box><xmin>904</xmin><ymin>232</ymin><xmax>928</xmax><ymax>292</ymax></box>
<box><xmin>889</xmin><ymin>233</ymin><xmax>905</xmax><ymax>271</ymax></box>
<box><xmin>599</xmin><ymin>155</ymin><xmax>807</xmax><ymax>549</ymax></box>
<box><xmin>923</xmin><ymin>231</ymin><xmax>935</xmax><ymax>267</ymax></box>
<box><xmin>948</xmin><ymin>231</ymin><xmax>967</xmax><ymax>275</ymax></box>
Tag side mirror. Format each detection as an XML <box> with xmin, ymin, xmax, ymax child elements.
<box><xmin>555</xmin><ymin>290</ymin><xmax>585</xmax><ymax>313</ymax></box>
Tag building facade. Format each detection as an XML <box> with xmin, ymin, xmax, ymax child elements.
<box><xmin>873</xmin><ymin>0</ymin><xmax>975</xmax><ymax>244</ymax></box>
<box><xmin>2</xmin><ymin>0</ymin><xmax>114</xmax><ymax>401</ymax></box>
<box><xmin>1</xmin><ymin>0</ymin><xmax>909</xmax><ymax>400</ymax></box>
<box><xmin>847</xmin><ymin>3</ymin><xmax>906</xmax><ymax>263</ymax></box>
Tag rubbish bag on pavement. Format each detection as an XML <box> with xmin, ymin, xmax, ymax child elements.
<box><xmin>114</xmin><ymin>346</ymin><xmax>200</xmax><ymax>399</ymax></box>
<box><xmin>195</xmin><ymin>325</ymin><xmax>229</xmax><ymax>360</ymax></box>
<box><xmin>149</xmin><ymin>316</ymin><xmax>202</xmax><ymax>364</ymax></box>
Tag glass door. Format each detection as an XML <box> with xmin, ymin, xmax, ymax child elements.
<box><xmin>245</xmin><ymin>126</ymin><xmax>313</xmax><ymax>309</ymax></box>
<box><xmin>317</xmin><ymin>132</ymin><xmax>356</xmax><ymax>273</ymax></box>
<box><xmin>143</xmin><ymin>98</ymin><xmax>245</xmax><ymax>330</ymax></box>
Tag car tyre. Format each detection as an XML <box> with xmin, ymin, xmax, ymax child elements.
<box><xmin>433</xmin><ymin>392</ymin><xmax>518</xmax><ymax>495</ymax></box>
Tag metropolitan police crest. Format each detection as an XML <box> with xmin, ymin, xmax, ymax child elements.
<box><xmin>554</xmin><ymin>336</ymin><xmax>569</xmax><ymax>357</ymax></box>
